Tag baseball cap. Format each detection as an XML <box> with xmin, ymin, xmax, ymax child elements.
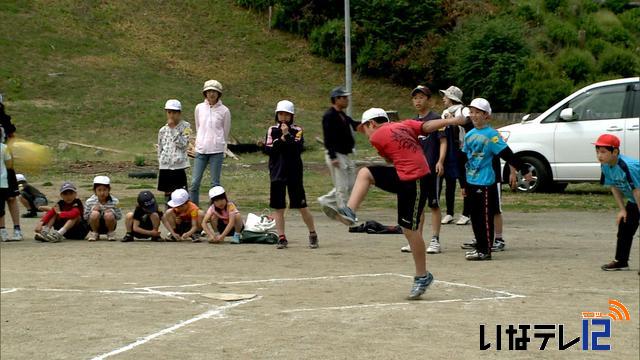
<box><xmin>593</xmin><ymin>134</ymin><xmax>620</xmax><ymax>148</ymax></box>
<box><xmin>60</xmin><ymin>182</ymin><xmax>77</xmax><ymax>193</ymax></box>
<box><xmin>468</xmin><ymin>98</ymin><xmax>492</xmax><ymax>115</ymax></box>
<box><xmin>164</xmin><ymin>99</ymin><xmax>182</xmax><ymax>111</ymax></box>
<box><xmin>167</xmin><ymin>188</ymin><xmax>190</xmax><ymax>208</ymax></box>
<box><xmin>411</xmin><ymin>85</ymin><xmax>432</xmax><ymax>97</ymax></box>
<box><xmin>137</xmin><ymin>191</ymin><xmax>158</xmax><ymax>212</ymax></box>
<box><xmin>330</xmin><ymin>86</ymin><xmax>350</xmax><ymax>98</ymax></box>
<box><xmin>208</xmin><ymin>186</ymin><xmax>226</xmax><ymax>199</ymax></box>
<box><xmin>275</xmin><ymin>100</ymin><xmax>295</xmax><ymax>115</ymax></box>
<box><xmin>93</xmin><ymin>175</ymin><xmax>110</xmax><ymax>186</ymax></box>
<box><xmin>16</xmin><ymin>173</ymin><xmax>26</xmax><ymax>182</ymax></box>
<box><xmin>439</xmin><ymin>86</ymin><xmax>463</xmax><ymax>103</ymax></box>
<box><xmin>357</xmin><ymin>107</ymin><xmax>389</xmax><ymax>132</ymax></box>
<box><xmin>202</xmin><ymin>79</ymin><xmax>223</xmax><ymax>94</ymax></box>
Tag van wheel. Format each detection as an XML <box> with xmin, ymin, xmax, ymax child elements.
<box><xmin>515</xmin><ymin>156</ymin><xmax>550</xmax><ymax>193</ymax></box>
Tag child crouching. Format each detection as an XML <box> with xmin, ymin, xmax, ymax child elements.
<box><xmin>35</xmin><ymin>182</ymin><xmax>88</xmax><ymax>242</ymax></box>
<box><xmin>121</xmin><ymin>191</ymin><xmax>163</xmax><ymax>242</ymax></box>
<box><xmin>162</xmin><ymin>188</ymin><xmax>204</xmax><ymax>242</ymax></box>
<box><xmin>84</xmin><ymin>176</ymin><xmax>122</xmax><ymax>241</ymax></box>
<box><xmin>202</xmin><ymin>186</ymin><xmax>243</xmax><ymax>244</ymax></box>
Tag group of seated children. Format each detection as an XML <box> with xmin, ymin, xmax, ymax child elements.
<box><xmin>34</xmin><ymin>176</ymin><xmax>244</xmax><ymax>243</ymax></box>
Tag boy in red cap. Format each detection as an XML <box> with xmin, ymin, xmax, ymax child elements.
<box><xmin>595</xmin><ymin>134</ymin><xmax>640</xmax><ymax>271</ymax></box>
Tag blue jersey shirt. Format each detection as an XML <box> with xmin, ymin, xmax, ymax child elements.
<box><xmin>463</xmin><ymin>126</ymin><xmax>507</xmax><ymax>186</ymax></box>
<box><xmin>600</xmin><ymin>154</ymin><xmax>640</xmax><ymax>204</ymax></box>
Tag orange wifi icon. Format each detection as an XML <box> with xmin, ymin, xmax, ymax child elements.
<box><xmin>607</xmin><ymin>299</ymin><xmax>630</xmax><ymax>321</ymax></box>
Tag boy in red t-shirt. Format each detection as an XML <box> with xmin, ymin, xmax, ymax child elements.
<box><xmin>161</xmin><ymin>189</ymin><xmax>204</xmax><ymax>242</ymax></box>
<box><xmin>34</xmin><ymin>182</ymin><xmax>88</xmax><ymax>242</ymax></box>
<box><xmin>329</xmin><ymin>108</ymin><xmax>464</xmax><ymax>300</ymax></box>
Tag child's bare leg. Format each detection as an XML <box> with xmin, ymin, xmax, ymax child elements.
<box><xmin>88</xmin><ymin>210</ymin><xmax>101</xmax><ymax>232</ymax></box>
<box><xmin>404</xmin><ymin>228</ymin><xmax>427</xmax><ymax>276</ymax></box>
<box><xmin>346</xmin><ymin>168</ymin><xmax>375</xmax><ymax>211</ymax></box>
<box><xmin>19</xmin><ymin>196</ymin><xmax>31</xmax><ymax>211</ymax></box>
<box><xmin>7</xmin><ymin>197</ymin><xmax>20</xmax><ymax>226</ymax></box>
<box><xmin>494</xmin><ymin>213</ymin><xmax>503</xmax><ymax>237</ymax></box>
<box><xmin>273</xmin><ymin>209</ymin><xmax>286</xmax><ymax>237</ymax></box>
<box><xmin>233</xmin><ymin>213</ymin><xmax>244</xmax><ymax>233</ymax></box>
<box><xmin>125</xmin><ymin>212</ymin><xmax>134</xmax><ymax>232</ymax></box>
<box><xmin>162</xmin><ymin>211</ymin><xmax>178</xmax><ymax>237</ymax></box>
<box><xmin>299</xmin><ymin>207</ymin><xmax>316</xmax><ymax>233</ymax></box>
<box><xmin>431</xmin><ymin>207</ymin><xmax>441</xmax><ymax>237</ymax></box>
<box><xmin>103</xmin><ymin>211</ymin><xmax>117</xmax><ymax>232</ymax></box>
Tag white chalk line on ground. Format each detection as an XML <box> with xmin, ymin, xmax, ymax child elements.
<box><xmin>89</xmin><ymin>296</ymin><xmax>261</xmax><ymax>360</ymax></box>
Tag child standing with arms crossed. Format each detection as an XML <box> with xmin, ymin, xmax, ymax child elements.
<box><xmin>331</xmin><ymin>108</ymin><xmax>465</xmax><ymax>299</ymax></box>
<box><xmin>264</xmin><ymin>100</ymin><xmax>318</xmax><ymax>249</ymax></box>
<box><xmin>84</xmin><ymin>176</ymin><xmax>122</xmax><ymax>241</ymax></box>
<box><xmin>158</xmin><ymin>99</ymin><xmax>191</xmax><ymax>207</ymax></box>
<box><xmin>458</xmin><ymin>98</ymin><xmax>531</xmax><ymax>261</ymax></box>
<box><xmin>594</xmin><ymin>134</ymin><xmax>640</xmax><ymax>271</ymax></box>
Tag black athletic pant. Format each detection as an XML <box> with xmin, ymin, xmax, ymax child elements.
<box><xmin>439</xmin><ymin>176</ymin><xmax>457</xmax><ymax>217</ymax></box>
<box><xmin>615</xmin><ymin>201</ymin><xmax>640</xmax><ymax>265</ymax></box>
<box><xmin>468</xmin><ymin>184</ymin><xmax>498</xmax><ymax>255</ymax></box>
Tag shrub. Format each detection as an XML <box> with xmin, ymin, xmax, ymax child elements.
<box><xmin>555</xmin><ymin>48</ymin><xmax>596</xmax><ymax>82</ymax></box>
<box><xmin>599</xmin><ymin>46</ymin><xmax>640</xmax><ymax>77</ymax></box>
<box><xmin>513</xmin><ymin>56</ymin><xmax>573</xmax><ymax>113</ymax></box>
<box><xmin>619</xmin><ymin>8</ymin><xmax>640</xmax><ymax>34</ymax></box>
<box><xmin>544</xmin><ymin>0</ymin><xmax>567</xmax><ymax>12</ymax></box>
<box><xmin>545</xmin><ymin>15</ymin><xmax>578</xmax><ymax>47</ymax></box>
<box><xmin>235</xmin><ymin>0</ymin><xmax>274</xmax><ymax>11</ymax></box>
<box><xmin>309</xmin><ymin>19</ymin><xmax>346</xmax><ymax>62</ymax></box>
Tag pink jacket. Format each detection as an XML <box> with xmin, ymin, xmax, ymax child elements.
<box><xmin>194</xmin><ymin>99</ymin><xmax>231</xmax><ymax>154</ymax></box>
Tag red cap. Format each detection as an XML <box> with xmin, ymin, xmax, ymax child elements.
<box><xmin>593</xmin><ymin>134</ymin><xmax>620</xmax><ymax>148</ymax></box>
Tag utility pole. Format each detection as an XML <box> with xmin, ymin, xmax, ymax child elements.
<box><xmin>344</xmin><ymin>0</ymin><xmax>352</xmax><ymax>116</ymax></box>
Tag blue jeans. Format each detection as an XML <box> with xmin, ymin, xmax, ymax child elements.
<box><xmin>190</xmin><ymin>152</ymin><xmax>224</xmax><ymax>206</ymax></box>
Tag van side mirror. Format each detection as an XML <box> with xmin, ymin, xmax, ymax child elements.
<box><xmin>559</xmin><ymin>108</ymin><xmax>577</xmax><ymax>121</ymax></box>
<box><xmin>522</xmin><ymin>114</ymin><xmax>530</xmax><ymax>121</ymax></box>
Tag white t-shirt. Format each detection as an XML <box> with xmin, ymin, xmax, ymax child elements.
<box><xmin>0</xmin><ymin>143</ymin><xmax>11</xmax><ymax>189</ymax></box>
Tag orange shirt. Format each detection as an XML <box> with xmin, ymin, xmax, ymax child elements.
<box><xmin>174</xmin><ymin>201</ymin><xmax>200</xmax><ymax>222</ymax></box>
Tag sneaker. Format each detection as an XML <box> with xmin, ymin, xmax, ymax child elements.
<box><xmin>107</xmin><ymin>232</ymin><xmax>117</xmax><ymax>241</ymax></box>
<box><xmin>276</xmin><ymin>238</ymin><xmax>288</xmax><ymax>249</ymax></box>
<box><xmin>191</xmin><ymin>234</ymin><xmax>202</xmax><ymax>243</ymax></box>
<box><xmin>12</xmin><ymin>229</ymin><xmax>24</xmax><ymax>241</ymax></box>
<box><xmin>465</xmin><ymin>249</ymin><xmax>477</xmax><ymax>256</ymax></box>
<box><xmin>336</xmin><ymin>207</ymin><xmax>357</xmax><ymax>226</ymax></box>
<box><xmin>441</xmin><ymin>214</ymin><xmax>454</xmax><ymax>224</ymax></box>
<box><xmin>86</xmin><ymin>231</ymin><xmax>99</xmax><ymax>242</ymax></box>
<box><xmin>121</xmin><ymin>233</ymin><xmax>134</xmax><ymax>242</ymax></box>
<box><xmin>456</xmin><ymin>215</ymin><xmax>471</xmax><ymax>225</ymax></box>
<box><xmin>0</xmin><ymin>228</ymin><xmax>9</xmax><ymax>242</ymax></box>
<box><xmin>465</xmin><ymin>251</ymin><xmax>491</xmax><ymax>261</ymax></box>
<box><xmin>407</xmin><ymin>272</ymin><xmax>434</xmax><ymax>300</ymax></box>
<box><xmin>601</xmin><ymin>260</ymin><xmax>629</xmax><ymax>271</ymax></box>
<box><xmin>400</xmin><ymin>245</ymin><xmax>412</xmax><ymax>253</ymax></box>
<box><xmin>45</xmin><ymin>231</ymin><xmax>64</xmax><ymax>243</ymax></box>
<box><xmin>21</xmin><ymin>211</ymin><xmax>38</xmax><ymax>218</ymax></box>
<box><xmin>230</xmin><ymin>233</ymin><xmax>241</xmax><ymax>244</ymax></box>
<box><xmin>427</xmin><ymin>238</ymin><xmax>441</xmax><ymax>254</ymax></box>
<box><xmin>461</xmin><ymin>238</ymin><xmax>477</xmax><ymax>250</ymax></box>
<box><xmin>308</xmin><ymin>232</ymin><xmax>319</xmax><ymax>249</ymax></box>
<box><xmin>34</xmin><ymin>231</ymin><xmax>48</xmax><ymax>242</ymax></box>
<box><xmin>491</xmin><ymin>238</ymin><xmax>505</xmax><ymax>252</ymax></box>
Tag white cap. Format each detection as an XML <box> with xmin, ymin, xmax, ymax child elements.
<box><xmin>208</xmin><ymin>186</ymin><xmax>226</xmax><ymax>198</ymax></box>
<box><xmin>164</xmin><ymin>99</ymin><xmax>182</xmax><ymax>111</ymax></box>
<box><xmin>168</xmin><ymin>188</ymin><xmax>190</xmax><ymax>208</ymax></box>
<box><xmin>93</xmin><ymin>175</ymin><xmax>110</xmax><ymax>185</ymax></box>
<box><xmin>357</xmin><ymin>108</ymin><xmax>389</xmax><ymax>132</ymax></box>
<box><xmin>275</xmin><ymin>100</ymin><xmax>295</xmax><ymax>115</ymax></box>
<box><xmin>16</xmin><ymin>173</ymin><xmax>26</xmax><ymax>182</ymax></box>
<box><xmin>439</xmin><ymin>86</ymin><xmax>463</xmax><ymax>103</ymax></box>
<box><xmin>468</xmin><ymin>98</ymin><xmax>492</xmax><ymax>115</ymax></box>
<box><xmin>202</xmin><ymin>79</ymin><xmax>223</xmax><ymax>94</ymax></box>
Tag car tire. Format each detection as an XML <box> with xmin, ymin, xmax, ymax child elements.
<box><xmin>516</xmin><ymin>156</ymin><xmax>550</xmax><ymax>193</ymax></box>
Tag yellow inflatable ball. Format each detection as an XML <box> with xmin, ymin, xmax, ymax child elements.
<box><xmin>7</xmin><ymin>138</ymin><xmax>53</xmax><ymax>173</ymax></box>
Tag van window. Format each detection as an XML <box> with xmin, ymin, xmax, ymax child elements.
<box><xmin>631</xmin><ymin>83</ymin><xmax>640</xmax><ymax>117</ymax></box>
<box><xmin>567</xmin><ymin>84</ymin><xmax>627</xmax><ymax>121</ymax></box>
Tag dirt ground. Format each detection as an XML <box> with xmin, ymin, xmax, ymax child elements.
<box><xmin>1</xmin><ymin>210</ymin><xmax>638</xmax><ymax>359</ymax></box>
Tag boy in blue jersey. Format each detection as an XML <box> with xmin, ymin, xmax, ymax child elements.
<box><xmin>595</xmin><ymin>134</ymin><xmax>640</xmax><ymax>271</ymax></box>
<box><xmin>459</xmin><ymin>98</ymin><xmax>532</xmax><ymax>260</ymax></box>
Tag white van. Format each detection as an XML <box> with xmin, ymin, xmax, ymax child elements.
<box><xmin>498</xmin><ymin>77</ymin><xmax>639</xmax><ymax>192</ymax></box>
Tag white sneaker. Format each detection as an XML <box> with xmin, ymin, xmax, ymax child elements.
<box><xmin>427</xmin><ymin>238</ymin><xmax>441</xmax><ymax>254</ymax></box>
<box><xmin>12</xmin><ymin>229</ymin><xmax>23</xmax><ymax>241</ymax></box>
<box><xmin>441</xmin><ymin>214</ymin><xmax>454</xmax><ymax>224</ymax></box>
<box><xmin>400</xmin><ymin>245</ymin><xmax>412</xmax><ymax>253</ymax></box>
<box><xmin>86</xmin><ymin>231</ymin><xmax>99</xmax><ymax>241</ymax></box>
<box><xmin>0</xmin><ymin>228</ymin><xmax>9</xmax><ymax>242</ymax></box>
<box><xmin>456</xmin><ymin>215</ymin><xmax>471</xmax><ymax>225</ymax></box>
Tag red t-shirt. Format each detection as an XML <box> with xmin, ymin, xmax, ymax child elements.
<box><xmin>369</xmin><ymin>120</ymin><xmax>430</xmax><ymax>181</ymax></box>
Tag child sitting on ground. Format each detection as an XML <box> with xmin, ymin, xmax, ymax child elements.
<box><xmin>162</xmin><ymin>188</ymin><xmax>204</xmax><ymax>242</ymax></box>
<box><xmin>16</xmin><ymin>174</ymin><xmax>48</xmax><ymax>218</ymax></box>
<box><xmin>35</xmin><ymin>182</ymin><xmax>88</xmax><ymax>242</ymax></box>
<box><xmin>202</xmin><ymin>186</ymin><xmax>243</xmax><ymax>244</ymax></box>
<box><xmin>84</xmin><ymin>176</ymin><xmax>123</xmax><ymax>241</ymax></box>
<box><xmin>121</xmin><ymin>190</ymin><xmax>163</xmax><ymax>242</ymax></box>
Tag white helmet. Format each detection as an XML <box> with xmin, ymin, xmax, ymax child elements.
<box><xmin>164</xmin><ymin>99</ymin><xmax>182</xmax><ymax>111</ymax></box>
<box><xmin>275</xmin><ymin>100</ymin><xmax>295</xmax><ymax>115</ymax></box>
<box><xmin>93</xmin><ymin>175</ymin><xmax>110</xmax><ymax>185</ymax></box>
<box><xmin>202</xmin><ymin>79</ymin><xmax>223</xmax><ymax>94</ymax></box>
<box><xmin>208</xmin><ymin>186</ymin><xmax>226</xmax><ymax>198</ymax></box>
<box><xmin>16</xmin><ymin>173</ymin><xmax>26</xmax><ymax>182</ymax></box>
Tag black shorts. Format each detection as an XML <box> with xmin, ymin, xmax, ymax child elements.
<box><xmin>132</xmin><ymin>215</ymin><xmax>155</xmax><ymax>239</ymax></box>
<box><xmin>216</xmin><ymin>221</ymin><xmax>239</xmax><ymax>236</ymax></box>
<box><xmin>92</xmin><ymin>215</ymin><xmax>117</xmax><ymax>234</ymax></box>
<box><xmin>53</xmin><ymin>218</ymin><xmax>89</xmax><ymax>240</ymax></box>
<box><xmin>174</xmin><ymin>221</ymin><xmax>193</xmax><ymax>235</ymax></box>
<box><xmin>269</xmin><ymin>179</ymin><xmax>307</xmax><ymax>209</ymax></box>
<box><xmin>6</xmin><ymin>169</ymin><xmax>19</xmax><ymax>197</ymax></box>
<box><xmin>0</xmin><ymin>188</ymin><xmax>8</xmax><ymax>217</ymax></box>
<box><xmin>368</xmin><ymin>166</ymin><xmax>429</xmax><ymax>230</ymax></box>
<box><xmin>158</xmin><ymin>169</ymin><xmax>188</xmax><ymax>193</ymax></box>
<box><xmin>424</xmin><ymin>173</ymin><xmax>441</xmax><ymax>209</ymax></box>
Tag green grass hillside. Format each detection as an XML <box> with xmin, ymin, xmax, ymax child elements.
<box><xmin>1</xmin><ymin>0</ymin><xmax>423</xmax><ymax>163</ymax></box>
